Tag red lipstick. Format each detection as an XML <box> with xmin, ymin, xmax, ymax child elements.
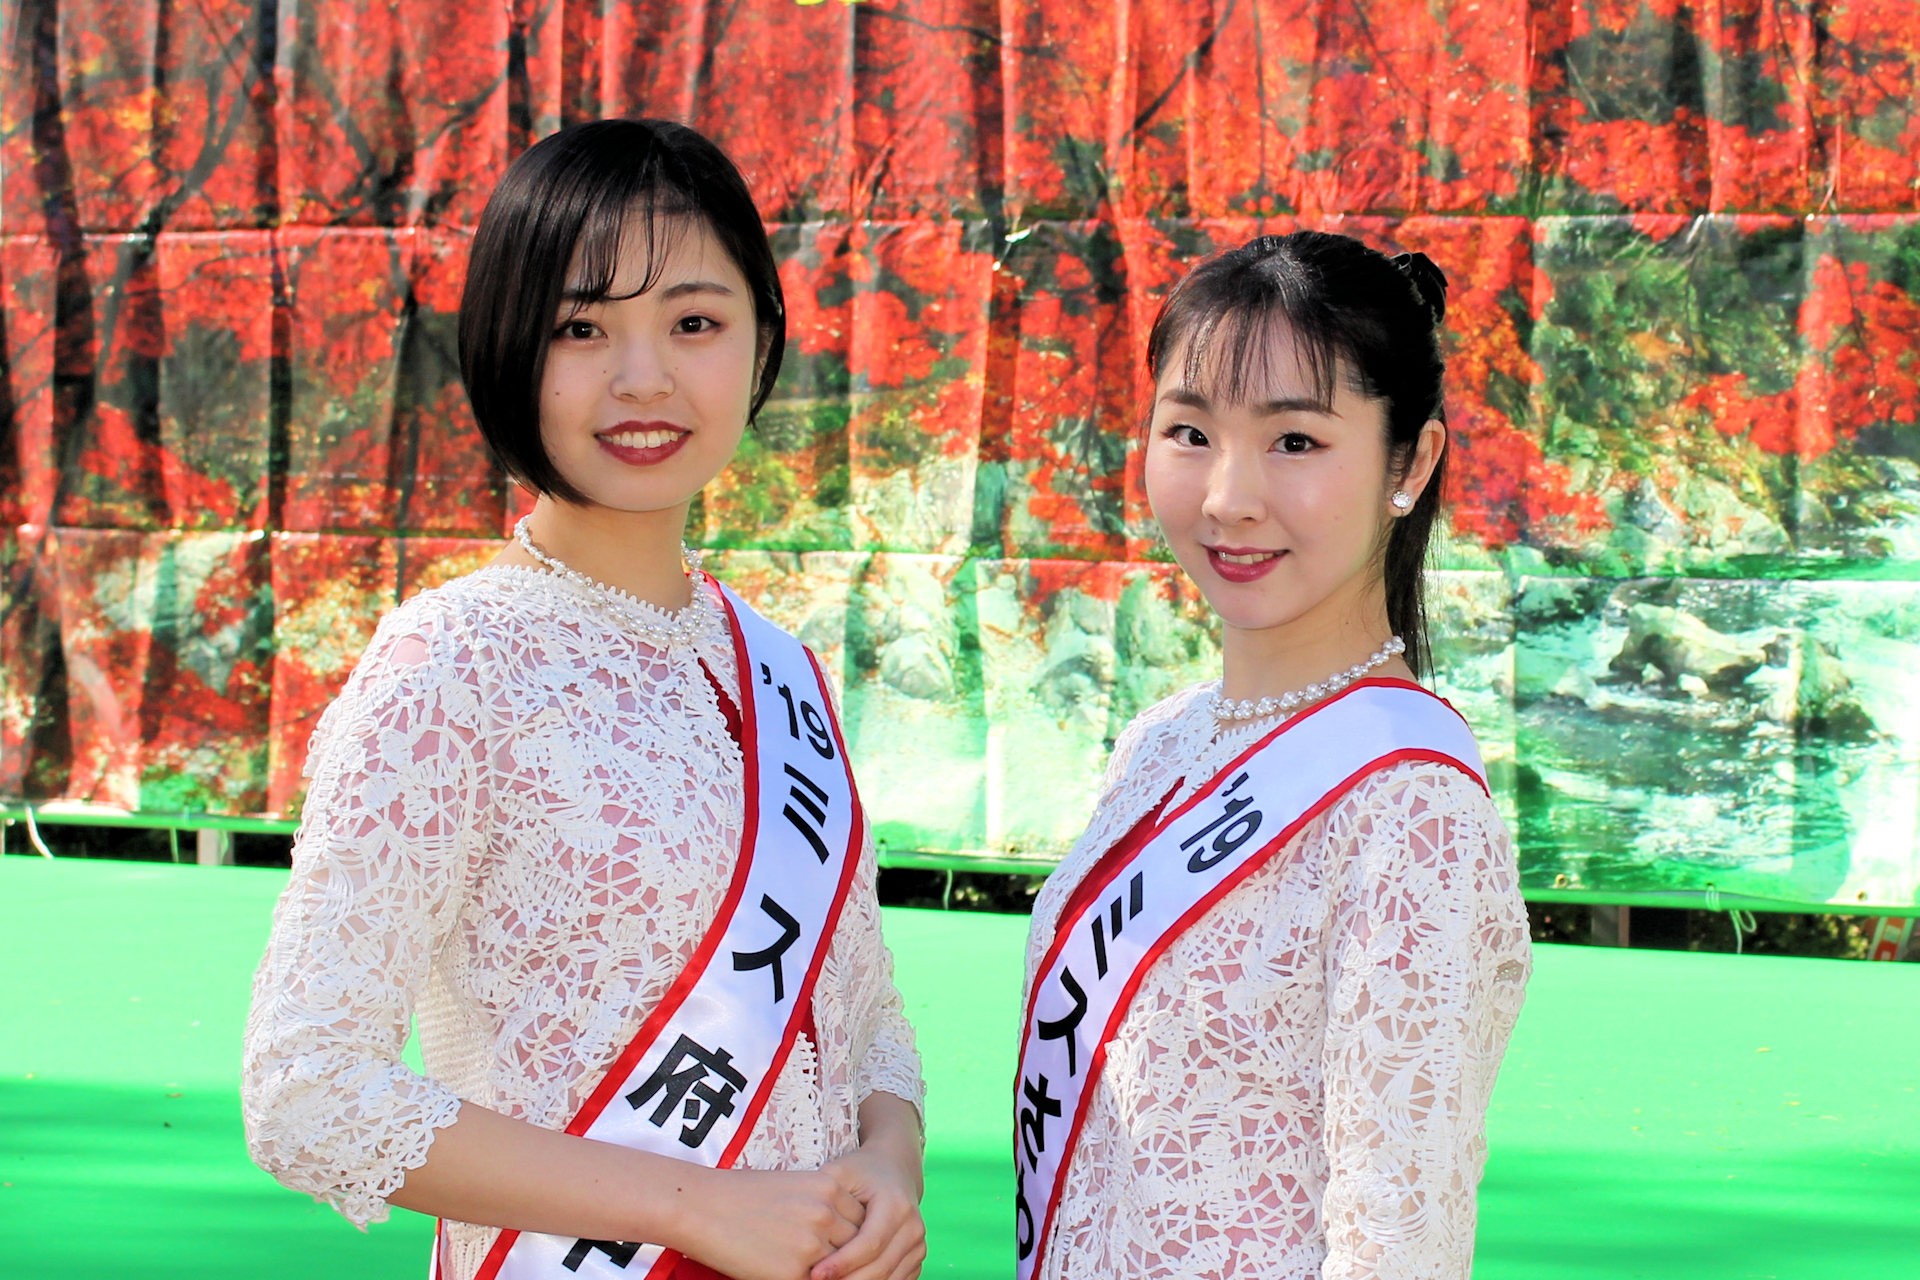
<box><xmin>1205</xmin><ymin>545</ymin><xmax>1285</xmax><ymax>583</ymax></box>
<box><xmin>596</xmin><ymin>420</ymin><xmax>690</xmax><ymax>466</ymax></box>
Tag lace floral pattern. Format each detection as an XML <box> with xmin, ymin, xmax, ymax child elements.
<box><xmin>1024</xmin><ymin>686</ymin><xmax>1531</xmax><ymax>1280</ymax></box>
<box><xmin>241</xmin><ymin>567</ymin><xmax>923</xmax><ymax>1280</ymax></box>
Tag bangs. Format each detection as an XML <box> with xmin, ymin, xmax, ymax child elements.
<box><xmin>1171</xmin><ymin>302</ymin><xmax>1347</xmax><ymax>412</ymax></box>
<box><xmin>1149</xmin><ymin>247</ymin><xmax>1377</xmax><ymax>414</ymax></box>
<box><xmin>559</xmin><ymin>184</ymin><xmax>702</xmax><ymax>312</ymax></box>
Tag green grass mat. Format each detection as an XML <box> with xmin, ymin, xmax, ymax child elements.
<box><xmin>3</xmin><ymin>856</ymin><xmax>1916</xmax><ymax>1278</ymax></box>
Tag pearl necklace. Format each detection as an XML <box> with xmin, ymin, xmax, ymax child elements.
<box><xmin>512</xmin><ymin>516</ymin><xmax>718</xmax><ymax>647</ymax></box>
<box><xmin>1208</xmin><ymin>636</ymin><xmax>1406</xmax><ymax>722</ymax></box>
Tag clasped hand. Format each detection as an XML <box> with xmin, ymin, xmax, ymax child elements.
<box><xmin>681</xmin><ymin>1145</ymin><xmax>925</xmax><ymax>1280</ymax></box>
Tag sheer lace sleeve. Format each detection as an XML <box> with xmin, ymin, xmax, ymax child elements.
<box><xmin>240</xmin><ymin>600</ymin><xmax>488</xmax><ymax>1228</ymax></box>
<box><xmin>829</xmin><ymin>822</ymin><xmax>926</xmax><ymax>1116</ymax></box>
<box><xmin>1318</xmin><ymin>763</ymin><xmax>1531</xmax><ymax>1280</ymax></box>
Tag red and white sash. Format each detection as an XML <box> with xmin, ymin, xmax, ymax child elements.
<box><xmin>457</xmin><ymin>583</ymin><xmax>865</xmax><ymax>1280</ymax></box>
<box><xmin>1011</xmin><ymin>678</ymin><xmax>1487</xmax><ymax>1279</ymax></box>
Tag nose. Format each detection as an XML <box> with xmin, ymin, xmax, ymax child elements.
<box><xmin>608</xmin><ymin>334</ymin><xmax>673</xmax><ymax>402</ymax></box>
<box><xmin>1199</xmin><ymin>447</ymin><xmax>1266</xmax><ymax>526</ymax></box>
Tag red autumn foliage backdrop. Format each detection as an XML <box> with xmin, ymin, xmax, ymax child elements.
<box><xmin>3</xmin><ymin>0</ymin><xmax>1918</xmax><ymax>905</ymax></box>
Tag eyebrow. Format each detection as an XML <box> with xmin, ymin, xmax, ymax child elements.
<box><xmin>560</xmin><ymin>279</ymin><xmax>740</xmax><ymax>303</ymax></box>
<box><xmin>1159</xmin><ymin>387</ymin><xmax>1336</xmax><ymax>416</ymax></box>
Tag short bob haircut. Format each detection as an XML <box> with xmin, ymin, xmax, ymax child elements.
<box><xmin>1145</xmin><ymin>230</ymin><xmax>1451</xmax><ymax>675</ymax></box>
<box><xmin>458</xmin><ymin>117</ymin><xmax>786</xmax><ymax>504</ymax></box>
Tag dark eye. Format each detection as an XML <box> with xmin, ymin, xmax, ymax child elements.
<box><xmin>554</xmin><ymin>319</ymin><xmax>600</xmax><ymax>342</ymax></box>
<box><xmin>676</xmin><ymin>314</ymin><xmax>717</xmax><ymax>334</ymax></box>
<box><xmin>1276</xmin><ymin>432</ymin><xmax>1315</xmax><ymax>453</ymax></box>
<box><xmin>1168</xmin><ymin>423</ymin><xmax>1209</xmax><ymax>447</ymax></box>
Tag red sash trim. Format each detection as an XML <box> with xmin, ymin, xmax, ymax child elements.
<box><xmin>748</xmin><ymin>645</ymin><xmax>867</xmax><ymax>1150</ymax></box>
<box><xmin>1022</xmin><ymin>677</ymin><xmax>1482</xmax><ymax>1005</ymax></box>
<box><xmin>1015</xmin><ymin>678</ymin><xmax>1486</xmax><ymax>1277</ymax></box>
<box><xmin>471</xmin><ymin>585</ymin><xmax>863</xmax><ymax>1280</ymax></box>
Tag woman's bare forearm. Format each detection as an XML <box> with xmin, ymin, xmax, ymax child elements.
<box><xmin>855</xmin><ymin>1091</ymin><xmax>925</xmax><ymax>1198</ymax></box>
<box><xmin>386</xmin><ymin>1101</ymin><xmax>710</xmax><ymax>1250</ymax></box>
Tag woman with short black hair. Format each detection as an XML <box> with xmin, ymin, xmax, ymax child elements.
<box><xmin>244</xmin><ymin>118</ymin><xmax>925</xmax><ymax>1280</ymax></box>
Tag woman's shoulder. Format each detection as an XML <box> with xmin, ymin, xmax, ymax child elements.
<box><xmin>391</xmin><ymin>563</ymin><xmax>551</xmax><ymax>626</ymax></box>
<box><xmin>1114</xmin><ymin>682</ymin><xmax>1214</xmax><ymax>751</ymax></box>
<box><xmin>1094</xmin><ymin>682</ymin><xmax>1216</xmax><ymax>795</ymax></box>
<box><xmin>337</xmin><ymin>567</ymin><xmax>566</xmax><ymax>704</ymax></box>
<box><xmin>365</xmin><ymin>564</ymin><xmax>602</xmax><ymax>660</ymax></box>
<box><xmin>356</xmin><ymin>571</ymin><xmax>508</xmax><ymax>667</ymax></box>
<box><xmin>1357</xmin><ymin>744</ymin><xmax>1496</xmax><ymax>802</ymax></box>
<box><xmin>299</xmin><ymin>580</ymin><xmax>500</xmax><ymax>781</ymax></box>
<box><xmin>1316</xmin><ymin>752</ymin><xmax>1514</xmax><ymax>889</ymax></box>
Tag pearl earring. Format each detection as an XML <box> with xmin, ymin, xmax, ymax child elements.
<box><xmin>1390</xmin><ymin>490</ymin><xmax>1414</xmax><ymax>511</ymax></box>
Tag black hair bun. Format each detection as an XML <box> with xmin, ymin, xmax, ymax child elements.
<box><xmin>1390</xmin><ymin>251</ymin><xmax>1448</xmax><ymax>326</ymax></box>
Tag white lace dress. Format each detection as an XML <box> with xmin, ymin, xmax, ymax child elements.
<box><xmin>1023</xmin><ymin>685</ymin><xmax>1530</xmax><ymax>1280</ymax></box>
<box><xmin>241</xmin><ymin>566</ymin><xmax>924</xmax><ymax>1280</ymax></box>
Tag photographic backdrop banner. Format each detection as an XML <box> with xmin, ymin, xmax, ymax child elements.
<box><xmin>4</xmin><ymin>0</ymin><xmax>1919</xmax><ymax>908</ymax></box>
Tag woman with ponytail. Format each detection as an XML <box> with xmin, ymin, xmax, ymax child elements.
<box><xmin>1011</xmin><ymin>231</ymin><xmax>1530</xmax><ymax>1280</ymax></box>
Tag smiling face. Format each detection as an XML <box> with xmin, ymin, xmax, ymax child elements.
<box><xmin>535</xmin><ymin>214</ymin><xmax>761</xmax><ymax>519</ymax></box>
<box><xmin>1144</xmin><ymin>330</ymin><xmax>1412</xmax><ymax>652</ymax></box>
